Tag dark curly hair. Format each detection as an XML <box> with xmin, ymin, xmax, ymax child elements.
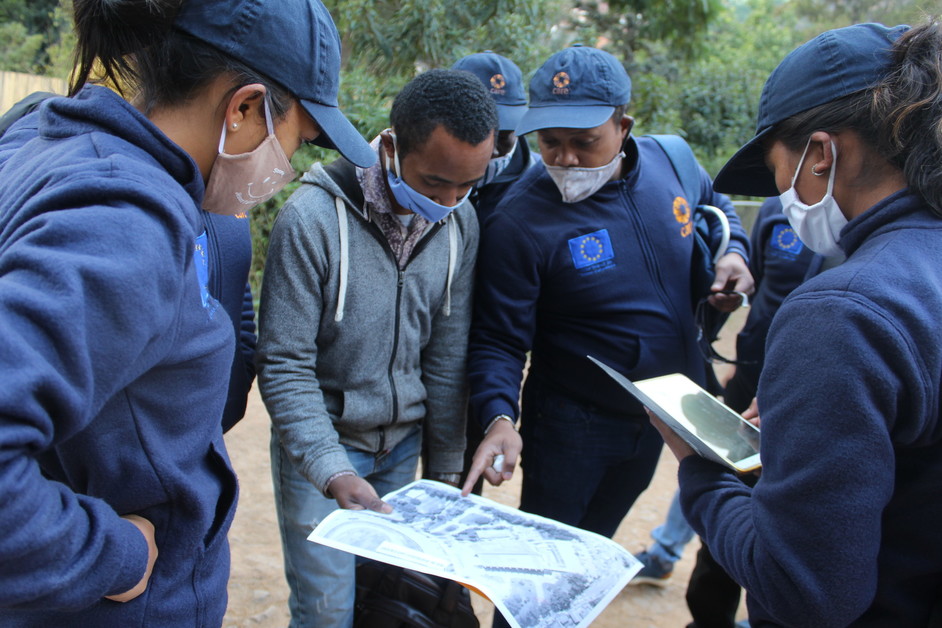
<box><xmin>390</xmin><ymin>69</ymin><xmax>498</xmax><ymax>158</ymax></box>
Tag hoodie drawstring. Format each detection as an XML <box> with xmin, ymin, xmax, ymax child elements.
<box><xmin>334</xmin><ymin>195</ymin><xmax>454</xmax><ymax>320</ymax></box>
<box><xmin>334</xmin><ymin>196</ymin><xmax>348</xmax><ymax>322</ymax></box>
<box><xmin>444</xmin><ymin>216</ymin><xmax>457</xmax><ymax>317</ymax></box>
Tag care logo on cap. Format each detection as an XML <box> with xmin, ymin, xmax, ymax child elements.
<box><xmin>673</xmin><ymin>197</ymin><xmax>694</xmax><ymax>238</ymax></box>
<box><xmin>553</xmin><ymin>71</ymin><xmax>571</xmax><ymax>94</ymax></box>
<box><xmin>490</xmin><ymin>73</ymin><xmax>506</xmax><ymax>93</ymax></box>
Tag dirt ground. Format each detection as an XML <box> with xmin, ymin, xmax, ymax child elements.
<box><xmin>221</xmin><ymin>311</ymin><xmax>749</xmax><ymax>628</ymax></box>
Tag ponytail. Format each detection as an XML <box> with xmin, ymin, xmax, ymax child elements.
<box><xmin>70</xmin><ymin>0</ymin><xmax>182</xmax><ymax>96</ymax></box>
<box><xmin>68</xmin><ymin>0</ymin><xmax>293</xmax><ymax>120</ymax></box>
<box><xmin>871</xmin><ymin>18</ymin><xmax>942</xmax><ymax>216</ymax></box>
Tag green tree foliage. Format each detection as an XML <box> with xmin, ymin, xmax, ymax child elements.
<box><xmin>0</xmin><ymin>0</ymin><xmax>66</xmax><ymax>74</ymax></box>
<box><xmin>0</xmin><ymin>22</ymin><xmax>44</xmax><ymax>72</ymax></box>
<box><xmin>324</xmin><ymin>0</ymin><xmax>578</xmax><ymax>75</ymax></box>
<box><xmin>569</xmin><ymin>0</ymin><xmax>723</xmax><ymax>63</ymax></box>
<box><xmin>607</xmin><ymin>0</ymin><xmax>923</xmax><ymax>179</ymax></box>
<box><xmin>793</xmin><ymin>0</ymin><xmax>926</xmax><ymax>27</ymax></box>
<box><xmin>44</xmin><ymin>0</ymin><xmax>77</xmax><ymax>80</ymax></box>
<box><xmin>630</xmin><ymin>0</ymin><xmax>809</xmax><ymax>176</ymax></box>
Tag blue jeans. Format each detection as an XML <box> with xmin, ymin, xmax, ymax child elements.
<box><xmin>271</xmin><ymin>425</ymin><xmax>422</xmax><ymax>628</ymax></box>
<box><xmin>517</xmin><ymin>371</ymin><xmax>664</xmax><ymax>538</ymax></box>
<box><xmin>649</xmin><ymin>488</ymin><xmax>696</xmax><ymax>565</ymax></box>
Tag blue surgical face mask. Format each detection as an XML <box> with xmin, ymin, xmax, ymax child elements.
<box><xmin>476</xmin><ymin>138</ymin><xmax>518</xmax><ymax>188</ymax></box>
<box><xmin>384</xmin><ymin>131</ymin><xmax>471</xmax><ymax>222</ymax></box>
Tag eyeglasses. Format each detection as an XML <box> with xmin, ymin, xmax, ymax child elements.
<box><xmin>695</xmin><ymin>291</ymin><xmax>758</xmax><ymax>365</ymax></box>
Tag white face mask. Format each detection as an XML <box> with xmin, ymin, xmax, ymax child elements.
<box><xmin>779</xmin><ymin>139</ymin><xmax>846</xmax><ymax>257</ymax></box>
<box><xmin>202</xmin><ymin>97</ymin><xmax>295</xmax><ymax>216</ymax></box>
<box><xmin>545</xmin><ymin>151</ymin><xmax>625</xmax><ymax>203</ymax></box>
<box><xmin>477</xmin><ymin>139</ymin><xmax>517</xmax><ymax>188</ymax></box>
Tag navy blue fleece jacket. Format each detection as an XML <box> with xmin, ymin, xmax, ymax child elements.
<box><xmin>0</xmin><ymin>86</ymin><xmax>237</xmax><ymax>625</ymax></box>
<box><xmin>723</xmin><ymin>197</ymin><xmax>815</xmax><ymax>412</ymax></box>
<box><xmin>1</xmin><ymin>99</ymin><xmax>256</xmax><ymax>433</ymax></box>
<box><xmin>680</xmin><ymin>190</ymin><xmax>942</xmax><ymax>626</ymax></box>
<box><xmin>469</xmin><ymin>135</ymin><xmax>749</xmax><ymax>426</ymax></box>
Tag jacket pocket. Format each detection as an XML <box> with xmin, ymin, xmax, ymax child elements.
<box><xmin>202</xmin><ymin>438</ymin><xmax>238</xmax><ymax>550</ymax></box>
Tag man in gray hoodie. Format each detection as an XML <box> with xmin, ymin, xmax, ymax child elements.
<box><xmin>256</xmin><ymin>69</ymin><xmax>498</xmax><ymax>628</ymax></box>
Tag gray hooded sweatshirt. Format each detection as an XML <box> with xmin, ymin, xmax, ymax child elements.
<box><xmin>257</xmin><ymin>158</ymin><xmax>477</xmax><ymax>494</ymax></box>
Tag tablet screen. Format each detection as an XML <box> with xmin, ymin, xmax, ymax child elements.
<box><xmin>587</xmin><ymin>356</ymin><xmax>761</xmax><ymax>471</ymax></box>
<box><xmin>634</xmin><ymin>375</ymin><xmax>760</xmax><ymax>465</ymax></box>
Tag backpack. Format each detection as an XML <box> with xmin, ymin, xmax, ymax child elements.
<box><xmin>354</xmin><ymin>560</ymin><xmax>479</xmax><ymax>628</ymax></box>
<box><xmin>647</xmin><ymin>135</ymin><xmax>733</xmax><ymax>377</ymax></box>
<box><xmin>647</xmin><ymin>134</ymin><xmax>731</xmax><ymax>305</ymax></box>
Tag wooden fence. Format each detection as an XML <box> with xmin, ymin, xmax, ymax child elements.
<box><xmin>0</xmin><ymin>71</ymin><xmax>68</xmax><ymax>115</ymax></box>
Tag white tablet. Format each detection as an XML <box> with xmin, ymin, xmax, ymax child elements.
<box><xmin>589</xmin><ymin>356</ymin><xmax>761</xmax><ymax>473</ymax></box>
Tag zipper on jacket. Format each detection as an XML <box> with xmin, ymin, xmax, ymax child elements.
<box><xmin>360</xmin><ymin>216</ymin><xmax>447</xmax><ymax>456</ymax></box>
<box><xmin>620</xmin><ymin>188</ymin><xmax>691</xmax><ymax>349</ymax></box>
<box><xmin>385</xmin><ymin>269</ymin><xmax>405</xmax><ymax>428</ymax></box>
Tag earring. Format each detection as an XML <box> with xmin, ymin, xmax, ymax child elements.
<box><xmin>811</xmin><ymin>164</ymin><xmax>825</xmax><ymax>177</ymax></box>
<box><xmin>231</xmin><ymin>123</ymin><xmax>239</xmax><ymax>130</ymax></box>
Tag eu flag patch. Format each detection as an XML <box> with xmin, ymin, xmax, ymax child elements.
<box><xmin>770</xmin><ymin>224</ymin><xmax>803</xmax><ymax>256</ymax></box>
<box><xmin>568</xmin><ymin>229</ymin><xmax>615</xmax><ymax>270</ymax></box>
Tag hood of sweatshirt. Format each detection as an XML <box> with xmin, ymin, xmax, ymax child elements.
<box><xmin>17</xmin><ymin>85</ymin><xmax>205</xmax><ymax>208</ymax></box>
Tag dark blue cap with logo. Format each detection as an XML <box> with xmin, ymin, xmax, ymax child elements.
<box><xmin>515</xmin><ymin>45</ymin><xmax>631</xmax><ymax>136</ymax></box>
<box><xmin>452</xmin><ymin>51</ymin><xmax>527</xmax><ymax>132</ymax></box>
<box><xmin>714</xmin><ymin>22</ymin><xmax>909</xmax><ymax>196</ymax></box>
<box><xmin>173</xmin><ymin>0</ymin><xmax>375</xmax><ymax>167</ymax></box>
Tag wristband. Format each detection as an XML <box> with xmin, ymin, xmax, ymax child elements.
<box><xmin>431</xmin><ymin>472</ymin><xmax>462</xmax><ymax>485</ymax></box>
<box><xmin>484</xmin><ymin>413</ymin><xmax>516</xmax><ymax>435</ymax></box>
<box><xmin>324</xmin><ymin>470</ymin><xmax>356</xmax><ymax>497</ymax></box>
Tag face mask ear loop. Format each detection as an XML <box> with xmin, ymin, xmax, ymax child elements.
<box><xmin>823</xmin><ymin>140</ymin><xmax>837</xmax><ymax>197</ymax></box>
<box><xmin>790</xmin><ymin>137</ymin><xmax>813</xmax><ymax>188</ymax></box>
<box><xmin>217</xmin><ymin>117</ymin><xmax>229</xmax><ymax>155</ymax></box>
<box><xmin>503</xmin><ymin>138</ymin><xmax>518</xmax><ymax>161</ymax></box>
<box><xmin>262</xmin><ymin>94</ymin><xmax>275</xmax><ymax>136</ymax></box>
<box><xmin>217</xmin><ymin>94</ymin><xmax>275</xmax><ymax>155</ymax></box>
<box><xmin>383</xmin><ymin>130</ymin><xmax>399</xmax><ymax>177</ymax></box>
<box><xmin>392</xmin><ymin>133</ymin><xmax>403</xmax><ymax>181</ymax></box>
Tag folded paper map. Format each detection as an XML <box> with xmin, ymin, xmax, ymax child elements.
<box><xmin>308</xmin><ymin>479</ymin><xmax>641</xmax><ymax>628</ymax></box>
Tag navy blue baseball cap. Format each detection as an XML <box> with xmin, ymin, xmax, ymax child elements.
<box><xmin>713</xmin><ymin>23</ymin><xmax>909</xmax><ymax>196</ymax></box>
<box><xmin>173</xmin><ymin>0</ymin><xmax>376</xmax><ymax>167</ymax></box>
<box><xmin>515</xmin><ymin>45</ymin><xmax>631</xmax><ymax>136</ymax></box>
<box><xmin>452</xmin><ymin>52</ymin><xmax>528</xmax><ymax>132</ymax></box>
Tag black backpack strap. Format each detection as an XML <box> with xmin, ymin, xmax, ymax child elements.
<box><xmin>0</xmin><ymin>91</ymin><xmax>56</xmax><ymax>137</ymax></box>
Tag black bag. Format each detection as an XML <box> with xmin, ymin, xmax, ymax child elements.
<box><xmin>354</xmin><ymin>560</ymin><xmax>479</xmax><ymax>628</ymax></box>
<box><xmin>0</xmin><ymin>91</ymin><xmax>56</xmax><ymax>137</ymax></box>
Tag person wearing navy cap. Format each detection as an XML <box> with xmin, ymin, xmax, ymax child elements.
<box><xmin>461</xmin><ymin>45</ymin><xmax>752</xmax><ymax>622</ymax></box>
<box><xmin>653</xmin><ymin>21</ymin><xmax>942</xmax><ymax>626</ymax></box>
<box><xmin>452</xmin><ymin>51</ymin><xmax>540</xmax><ymax>223</ymax></box>
<box><xmin>0</xmin><ymin>0</ymin><xmax>371</xmax><ymax>625</ymax></box>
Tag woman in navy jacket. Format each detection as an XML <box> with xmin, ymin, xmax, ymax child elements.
<box><xmin>657</xmin><ymin>22</ymin><xmax>942</xmax><ymax>626</ymax></box>
<box><xmin>0</xmin><ymin>0</ymin><xmax>373</xmax><ymax>625</ymax></box>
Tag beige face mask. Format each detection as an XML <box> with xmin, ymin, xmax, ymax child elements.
<box><xmin>202</xmin><ymin>97</ymin><xmax>295</xmax><ymax>216</ymax></box>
